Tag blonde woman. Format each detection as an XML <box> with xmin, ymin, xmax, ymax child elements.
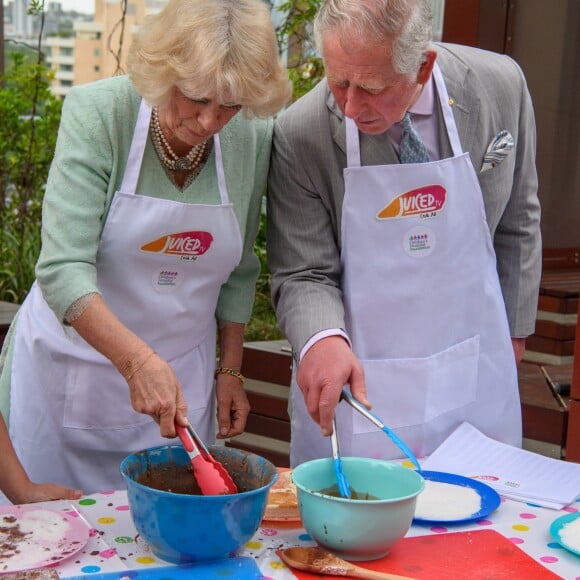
<box><xmin>0</xmin><ymin>0</ymin><xmax>291</xmax><ymax>493</ymax></box>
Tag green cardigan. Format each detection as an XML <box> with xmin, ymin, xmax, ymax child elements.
<box><xmin>0</xmin><ymin>75</ymin><xmax>271</xmax><ymax>419</ymax></box>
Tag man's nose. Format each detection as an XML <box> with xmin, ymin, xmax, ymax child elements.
<box><xmin>343</xmin><ymin>86</ymin><xmax>366</xmax><ymax>119</ymax></box>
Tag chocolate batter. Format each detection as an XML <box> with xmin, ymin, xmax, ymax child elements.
<box><xmin>133</xmin><ymin>446</ymin><xmax>267</xmax><ymax>495</ymax></box>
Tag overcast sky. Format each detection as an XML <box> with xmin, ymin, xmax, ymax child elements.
<box><xmin>58</xmin><ymin>0</ymin><xmax>94</xmax><ymax>13</ymax></box>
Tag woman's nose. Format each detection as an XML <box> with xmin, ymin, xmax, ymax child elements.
<box><xmin>197</xmin><ymin>106</ymin><xmax>224</xmax><ymax>135</ymax></box>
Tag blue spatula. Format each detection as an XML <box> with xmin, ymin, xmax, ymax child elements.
<box><xmin>340</xmin><ymin>389</ymin><xmax>422</xmax><ymax>472</ymax></box>
<box><xmin>330</xmin><ymin>415</ymin><xmax>351</xmax><ymax>498</ymax></box>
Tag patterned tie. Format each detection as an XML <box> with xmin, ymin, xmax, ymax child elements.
<box><xmin>398</xmin><ymin>112</ymin><xmax>430</xmax><ymax>163</ymax></box>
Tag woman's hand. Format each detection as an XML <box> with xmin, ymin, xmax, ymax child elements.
<box><xmin>215</xmin><ymin>374</ymin><xmax>250</xmax><ymax>438</ymax></box>
<box><xmin>70</xmin><ymin>295</ymin><xmax>188</xmax><ymax>438</ymax></box>
<box><xmin>123</xmin><ymin>347</ymin><xmax>189</xmax><ymax>438</ymax></box>
<box><xmin>215</xmin><ymin>321</ymin><xmax>249</xmax><ymax>439</ymax></box>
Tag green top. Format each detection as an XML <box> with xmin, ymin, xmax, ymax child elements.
<box><xmin>0</xmin><ymin>75</ymin><xmax>271</xmax><ymax>419</ymax></box>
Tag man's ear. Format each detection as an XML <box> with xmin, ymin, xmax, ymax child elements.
<box><xmin>417</xmin><ymin>49</ymin><xmax>437</xmax><ymax>85</ymax></box>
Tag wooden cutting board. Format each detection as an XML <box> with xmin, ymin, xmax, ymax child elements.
<box><xmin>284</xmin><ymin>530</ymin><xmax>561</xmax><ymax>579</ymax></box>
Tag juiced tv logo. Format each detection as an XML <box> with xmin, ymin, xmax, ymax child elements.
<box><xmin>141</xmin><ymin>231</ymin><xmax>213</xmax><ymax>256</ymax></box>
<box><xmin>377</xmin><ymin>185</ymin><xmax>446</xmax><ymax>219</ymax></box>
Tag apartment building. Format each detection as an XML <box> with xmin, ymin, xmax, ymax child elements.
<box><xmin>42</xmin><ymin>0</ymin><xmax>161</xmax><ymax>96</ymax></box>
<box><xmin>44</xmin><ymin>35</ymin><xmax>75</xmax><ymax>97</ymax></box>
<box><xmin>13</xmin><ymin>0</ymin><xmax>286</xmax><ymax>98</ymax></box>
<box><xmin>73</xmin><ymin>0</ymin><xmax>155</xmax><ymax>85</ymax></box>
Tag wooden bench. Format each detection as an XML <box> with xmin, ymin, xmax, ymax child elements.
<box><xmin>0</xmin><ymin>301</ymin><xmax>19</xmax><ymax>350</ymax></box>
<box><xmin>523</xmin><ymin>248</ymin><xmax>579</xmax><ymax>365</ymax></box>
<box><xmin>517</xmin><ymin>362</ymin><xmax>569</xmax><ymax>458</ymax></box>
<box><xmin>523</xmin><ymin>267</ymin><xmax>579</xmax><ymax>365</ymax></box>
<box><xmin>225</xmin><ymin>340</ymin><xmax>293</xmax><ymax>467</ymax></box>
<box><xmin>565</xmin><ymin>297</ymin><xmax>580</xmax><ymax>463</ymax></box>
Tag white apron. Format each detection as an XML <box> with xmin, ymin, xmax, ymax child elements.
<box><xmin>10</xmin><ymin>100</ymin><xmax>243</xmax><ymax>492</ymax></box>
<box><xmin>290</xmin><ymin>65</ymin><xmax>521</xmax><ymax>465</ymax></box>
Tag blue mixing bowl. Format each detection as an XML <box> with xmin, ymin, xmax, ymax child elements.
<box><xmin>120</xmin><ymin>444</ymin><xmax>277</xmax><ymax>563</ymax></box>
<box><xmin>292</xmin><ymin>457</ymin><xmax>425</xmax><ymax>561</ymax></box>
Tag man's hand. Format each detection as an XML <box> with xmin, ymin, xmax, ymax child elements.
<box><xmin>512</xmin><ymin>337</ymin><xmax>526</xmax><ymax>365</ymax></box>
<box><xmin>297</xmin><ymin>335</ymin><xmax>369</xmax><ymax>436</ymax></box>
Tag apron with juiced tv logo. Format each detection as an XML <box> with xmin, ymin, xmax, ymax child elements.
<box><xmin>339</xmin><ymin>63</ymin><xmax>521</xmax><ymax>457</ymax></box>
<box><xmin>289</xmin><ymin>64</ymin><xmax>521</xmax><ymax>465</ymax></box>
<box><xmin>10</xmin><ymin>99</ymin><xmax>242</xmax><ymax>492</ymax></box>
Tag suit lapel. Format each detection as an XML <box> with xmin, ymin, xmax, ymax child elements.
<box><xmin>435</xmin><ymin>47</ymin><xmax>481</xmax><ymax>157</ymax></box>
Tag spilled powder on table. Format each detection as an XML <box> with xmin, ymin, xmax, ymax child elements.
<box><xmin>559</xmin><ymin>517</ymin><xmax>580</xmax><ymax>552</ymax></box>
<box><xmin>414</xmin><ymin>480</ymin><xmax>481</xmax><ymax>520</ymax></box>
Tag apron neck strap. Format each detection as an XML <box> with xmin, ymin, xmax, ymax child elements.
<box><xmin>432</xmin><ymin>62</ymin><xmax>463</xmax><ymax>157</ymax></box>
<box><xmin>345</xmin><ymin>117</ymin><xmax>362</xmax><ymax>168</ymax></box>
<box><xmin>120</xmin><ymin>99</ymin><xmax>151</xmax><ymax>194</ymax></box>
<box><xmin>212</xmin><ymin>133</ymin><xmax>229</xmax><ymax>205</ymax></box>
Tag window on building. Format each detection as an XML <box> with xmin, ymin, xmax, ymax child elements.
<box><xmin>61</xmin><ymin>80</ymin><xmax>73</xmax><ymax>87</ymax></box>
<box><xmin>94</xmin><ymin>65</ymin><xmax>100</xmax><ymax>72</ymax></box>
<box><xmin>127</xmin><ymin>3</ymin><xmax>136</xmax><ymax>15</ymax></box>
<box><xmin>60</xmin><ymin>47</ymin><xmax>73</xmax><ymax>56</ymax></box>
<box><xmin>94</xmin><ymin>48</ymin><xmax>100</xmax><ymax>56</ymax></box>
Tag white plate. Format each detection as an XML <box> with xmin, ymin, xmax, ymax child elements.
<box><xmin>413</xmin><ymin>470</ymin><xmax>501</xmax><ymax>525</ymax></box>
<box><xmin>0</xmin><ymin>505</ymin><xmax>90</xmax><ymax>573</ymax></box>
<box><xmin>550</xmin><ymin>512</ymin><xmax>580</xmax><ymax>557</ymax></box>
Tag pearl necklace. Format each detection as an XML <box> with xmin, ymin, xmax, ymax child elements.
<box><xmin>151</xmin><ymin>106</ymin><xmax>206</xmax><ymax>172</ymax></box>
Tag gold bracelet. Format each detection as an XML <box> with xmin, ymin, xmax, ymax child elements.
<box><xmin>214</xmin><ymin>367</ymin><xmax>245</xmax><ymax>385</ymax></box>
<box><xmin>116</xmin><ymin>343</ymin><xmax>149</xmax><ymax>379</ymax></box>
<box><xmin>123</xmin><ymin>349</ymin><xmax>157</xmax><ymax>382</ymax></box>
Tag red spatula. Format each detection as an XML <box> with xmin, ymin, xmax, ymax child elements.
<box><xmin>175</xmin><ymin>422</ymin><xmax>238</xmax><ymax>495</ymax></box>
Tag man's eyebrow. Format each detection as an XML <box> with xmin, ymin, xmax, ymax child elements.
<box><xmin>327</xmin><ymin>74</ymin><xmax>348</xmax><ymax>85</ymax></box>
<box><xmin>327</xmin><ymin>74</ymin><xmax>390</xmax><ymax>92</ymax></box>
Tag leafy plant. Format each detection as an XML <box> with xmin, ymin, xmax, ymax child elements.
<box><xmin>245</xmin><ymin>203</ymin><xmax>284</xmax><ymax>342</ymax></box>
<box><xmin>244</xmin><ymin>1</ymin><xmax>326</xmax><ymax>341</ymax></box>
<box><xmin>274</xmin><ymin>0</ymin><xmax>325</xmax><ymax>100</ymax></box>
<box><xmin>0</xmin><ymin>53</ymin><xmax>62</xmax><ymax>303</ymax></box>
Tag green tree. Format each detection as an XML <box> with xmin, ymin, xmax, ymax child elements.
<box><xmin>0</xmin><ymin>1</ymin><xmax>61</xmax><ymax>303</ymax></box>
<box><xmin>245</xmin><ymin>0</ymin><xmax>324</xmax><ymax>341</ymax></box>
<box><xmin>275</xmin><ymin>0</ymin><xmax>325</xmax><ymax>100</ymax></box>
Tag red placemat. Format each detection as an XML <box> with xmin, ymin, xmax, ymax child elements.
<box><xmin>281</xmin><ymin>530</ymin><xmax>561</xmax><ymax>579</ymax></box>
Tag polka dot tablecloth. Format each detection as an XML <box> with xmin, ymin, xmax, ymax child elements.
<box><xmin>24</xmin><ymin>489</ymin><xmax>579</xmax><ymax>579</ymax></box>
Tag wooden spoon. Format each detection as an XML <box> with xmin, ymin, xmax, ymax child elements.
<box><xmin>280</xmin><ymin>546</ymin><xmax>416</xmax><ymax>580</ymax></box>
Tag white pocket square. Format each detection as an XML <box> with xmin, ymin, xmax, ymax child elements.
<box><xmin>480</xmin><ymin>130</ymin><xmax>514</xmax><ymax>173</ymax></box>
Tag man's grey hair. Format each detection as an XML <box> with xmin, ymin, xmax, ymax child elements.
<box><xmin>313</xmin><ymin>0</ymin><xmax>433</xmax><ymax>78</ymax></box>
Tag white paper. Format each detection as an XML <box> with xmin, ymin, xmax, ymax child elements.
<box><xmin>422</xmin><ymin>422</ymin><xmax>580</xmax><ymax>509</ymax></box>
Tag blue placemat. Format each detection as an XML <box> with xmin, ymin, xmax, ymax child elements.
<box><xmin>63</xmin><ymin>556</ymin><xmax>264</xmax><ymax>579</ymax></box>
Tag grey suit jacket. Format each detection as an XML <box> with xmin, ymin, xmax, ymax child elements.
<box><xmin>267</xmin><ymin>43</ymin><xmax>541</xmax><ymax>355</ymax></box>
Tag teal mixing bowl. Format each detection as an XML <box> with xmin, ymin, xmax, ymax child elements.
<box><xmin>292</xmin><ymin>457</ymin><xmax>424</xmax><ymax>561</ymax></box>
<box><xmin>120</xmin><ymin>444</ymin><xmax>277</xmax><ymax>563</ymax></box>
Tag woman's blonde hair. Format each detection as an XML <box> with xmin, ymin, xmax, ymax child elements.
<box><xmin>127</xmin><ymin>0</ymin><xmax>291</xmax><ymax>118</ymax></box>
